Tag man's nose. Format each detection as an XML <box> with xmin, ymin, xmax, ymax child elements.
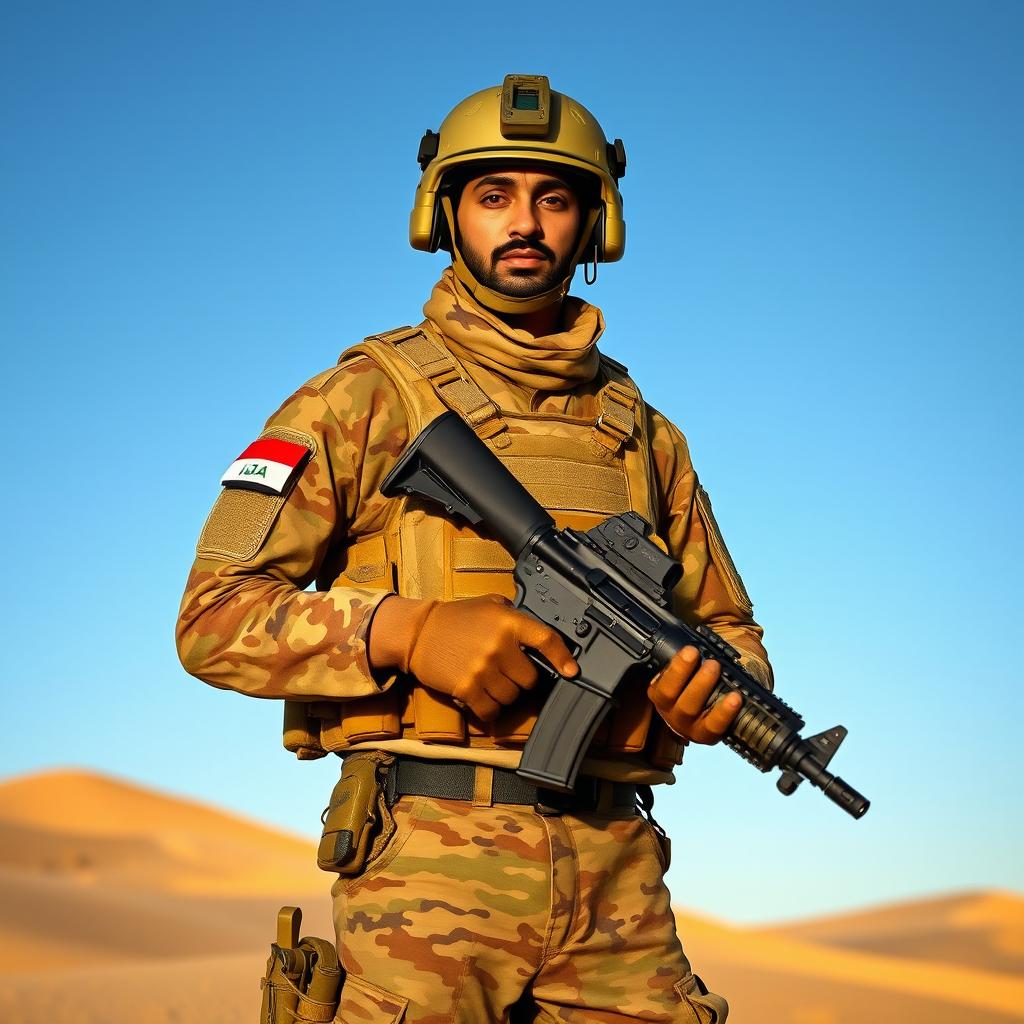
<box><xmin>507</xmin><ymin>198</ymin><xmax>542</xmax><ymax>238</ymax></box>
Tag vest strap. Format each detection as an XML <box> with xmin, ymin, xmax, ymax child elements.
<box><xmin>593</xmin><ymin>376</ymin><xmax>637</xmax><ymax>453</ymax></box>
<box><xmin>391</xmin><ymin>328</ymin><xmax>511</xmax><ymax>449</ymax></box>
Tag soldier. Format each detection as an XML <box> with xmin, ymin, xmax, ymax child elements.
<box><xmin>178</xmin><ymin>75</ymin><xmax>772</xmax><ymax>1023</ymax></box>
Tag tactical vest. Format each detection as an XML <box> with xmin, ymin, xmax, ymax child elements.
<box><xmin>283</xmin><ymin>324</ymin><xmax>685</xmax><ymax>771</ymax></box>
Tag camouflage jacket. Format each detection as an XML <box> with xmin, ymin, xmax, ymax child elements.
<box><xmin>176</xmin><ymin>291</ymin><xmax>772</xmax><ymax>760</ymax></box>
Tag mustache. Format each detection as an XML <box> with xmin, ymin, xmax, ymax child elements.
<box><xmin>491</xmin><ymin>239</ymin><xmax>556</xmax><ymax>263</ymax></box>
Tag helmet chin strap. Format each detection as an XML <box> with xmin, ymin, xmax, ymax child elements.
<box><xmin>440</xmin><ymin>195</ymin><xmax>601</xmax><ymax>317</ymax></box>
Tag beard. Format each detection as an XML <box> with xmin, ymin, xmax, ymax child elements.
<box><xmin>460</xmin><ymin>238</ymin><xmax>578</xmax><ymax>298</ymax></box>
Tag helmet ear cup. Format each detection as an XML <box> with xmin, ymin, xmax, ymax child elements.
<box><xmin>431</xmin><ymin>183</ymin><xmax>462</xmax><ymax>254</ymax></box>
<box><xmin>428</xmin><ymin>201</ymin><xmax>449</xmax><ymax>253</ymax></box>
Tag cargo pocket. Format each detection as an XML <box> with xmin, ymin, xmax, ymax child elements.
<box><xmin>674</xmin><ymin>974</ymin><xmax>728</xmax><ymax>1023</ymax></box>
<box><xmin>333</xmin><ymin>973</ymin><xmax>408</xmax><ymax>1023</ymax></box>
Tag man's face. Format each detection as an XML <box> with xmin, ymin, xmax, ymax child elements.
<box><xmin>455</xmin><ymin>167</ymin><xmax>583</xmax><ymax>299</ymax></box>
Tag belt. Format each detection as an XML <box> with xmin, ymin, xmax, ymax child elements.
<box><xmin>364</xmin><ymin>754</ymin><xmax>640</xmax><ymax>816</ymax></box>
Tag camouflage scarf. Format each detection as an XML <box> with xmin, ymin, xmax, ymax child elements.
<box><xmin>422</xmin><ymin>267</ymin><xmax>604</xmax><ymax>392</ymax></box>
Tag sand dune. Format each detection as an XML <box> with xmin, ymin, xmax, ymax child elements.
<box><xmin>0</xmin><ymin>952</ymin><xmax>265</xmax><ymax>1024</ymax></box>
<box><xmin>0</xmin><ymin>866</ymin><xmax>334</xmax><ymax>969</ymax></box>
<box><xmin>762</xmin><ymin>889</ymin><xmax>1024</xmax><ymax>977</ymax></box>
<box><xmin>0</xmin><ymin>769</ymin><xmax>326</xmax><ymax>897</ymax></box>
<box><xmin>675</xmin><ymin>910</ymin><xmax>1024</xmax><ymax>1020</ymax></box>
<box><xmin>0</xmin><ymin>768</ymin><xmax>1021</xmax><ymax>1023</ymax></box>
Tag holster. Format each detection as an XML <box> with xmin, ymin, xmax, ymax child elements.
<box><xmin>317</xmin><ymin>751</ymin><xmax>396</xmax><ymax>874</ymax></box>
<box><xmin>259</xmin><ymin>907</ymin><xmax>342</xmax><ymax>1024</ymax></box>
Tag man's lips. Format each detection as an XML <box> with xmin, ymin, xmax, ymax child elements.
<box><xmin>498</xmin><ymin>249</ymin><xmax>548</xmax><ymax>265</ymax></box>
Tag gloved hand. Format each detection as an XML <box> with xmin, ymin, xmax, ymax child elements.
<box><xmin>647</xmin><ymin>646</ymin><xmax>742</xmax><ymax>744</ymax></box>
<box><xmin>368</xmin><ymin>594</ymin><xmax>578</xmax><ymax>722</ymax></box>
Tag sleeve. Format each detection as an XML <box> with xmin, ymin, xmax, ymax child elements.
<box><xmin>647</xmin><ymin>404</ymin><xmax>774</xmax><ymax>689</ymax></box>
<box><xmin>175</xmin><ymin>355</ymin><xmax>409</xmax><ymax>701</ymax></box>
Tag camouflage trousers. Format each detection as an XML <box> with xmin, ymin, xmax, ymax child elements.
<box><xmin>330</xmin><ymin>778</ymin><xmax>728</xmax><ymax>1023</ymax></box>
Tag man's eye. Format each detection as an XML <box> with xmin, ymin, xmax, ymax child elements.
<box><xmin>481</xmin><ymin>193</ymin><xmax>506</xmax><ymax>205</ymax></box>
<box><xmin>540</xmin><ymin>195</ymin><xmax>568</xmax><ymax>208</ymax></box>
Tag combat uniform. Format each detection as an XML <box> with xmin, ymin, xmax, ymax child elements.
<box><xmin>178</xmin><ymin>264</ymin><xmax>771</xmax><ymax>1023</ymax></box>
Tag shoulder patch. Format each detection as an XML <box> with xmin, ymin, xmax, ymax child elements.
<box><xmin>198</xmin><ymin>427</ymin><xmax>316</xmax><ymax>562</ymax></box>
<box><xmin>695</xmin><ymin>483</ymin><xmax>753</xmax><ymax>615</ymax></box>
<box><xmin>220</xmin><ymin>430</ymin><xmax>313</xmax><ymax>496</ymax></box>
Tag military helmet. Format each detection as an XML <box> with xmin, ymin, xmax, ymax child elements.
<box><xmin>410</xmin><ymin>75</ymin><xmax>627</xmax><ymax>314</ymax></box>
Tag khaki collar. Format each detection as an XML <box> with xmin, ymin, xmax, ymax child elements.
<box><xmin>422</xmin><ymin>268</ymin><xmax>604</xmax><ymax>392</ymax></box>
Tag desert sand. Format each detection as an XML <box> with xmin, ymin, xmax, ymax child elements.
<box><xmin>0</xmin><ymin>768</ymin><xmax>1021</xmax><ymax>1023</ymax></box>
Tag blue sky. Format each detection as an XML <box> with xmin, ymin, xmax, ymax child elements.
<box><xmin>2</xmin><ymin>1</ymin><xmax>1021</xmax><ymax>924</ymax></box>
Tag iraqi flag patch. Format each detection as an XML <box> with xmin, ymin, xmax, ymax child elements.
<box><xmin>221</xmin><ymin>437</ymin><xmax>311</xmax><ymax>496</ymax></box>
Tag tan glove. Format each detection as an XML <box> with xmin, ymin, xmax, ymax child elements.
<box><xmin>647</xmin><ymin>646</ymin><xmax>742</xmax><ymax>744</ymax></box>
<box><xmin>368</xmin><ymin>594</ymin><xmax>578</xmax><ymax>722</ymax></box>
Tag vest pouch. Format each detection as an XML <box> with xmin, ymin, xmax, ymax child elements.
<box><xmin>317</xmin><ymin>752</ymin><xmax>396</xmax><ymax>874</ymax></box>
<box><xmin>283</xmin><ymin>701</ymin><xmax>328</xmax><ymax>760</ymax></box>
<box><xmin>331</xmin><ymin>533</ymin><xmax>391</xmax><ymax>589</ymax></box>
<box><xmin>649</xmin><ymin>722</ymin><xmax>686</xmax><ymax>769</ymax></box>
<box><xmin>319</xmin><ymin>690</ymin><xmax>403</xmax><ymax>748</ymax></box>
<box><xmin>412</xmin><ymin>687</ymin><xmax>467</xmax><ymax>742</ymax></box>
<box><xmin>601</xmin><ymin>674</ymin><xmax>655</xmax><ymax>754</ymax></box>
<box><xmin>487</xmin><ymin>687</ymin><xmax>546</xmax><ymax>745</ymax></box>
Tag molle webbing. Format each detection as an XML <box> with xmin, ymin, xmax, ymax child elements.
<box><xmin>594</xmin><ymin>378</ymin><xmax>636</xmax><ymax>453</ymax></box>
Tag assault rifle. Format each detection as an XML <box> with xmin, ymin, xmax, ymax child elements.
<box><xmin>381</xmin><ymin>412</ymin><xmax>870</xmax><ymax>819</ymax></box>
